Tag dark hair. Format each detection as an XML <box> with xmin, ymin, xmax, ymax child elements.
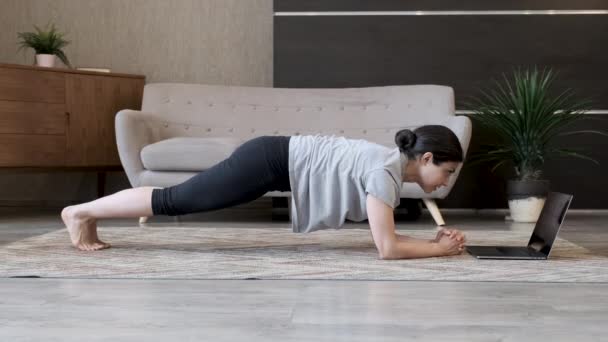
<box><xmin>394</xmin><ymin>125</ymin><xmax>463</xmax><ymax>164</ymax></box>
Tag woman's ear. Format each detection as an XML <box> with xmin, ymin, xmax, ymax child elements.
<box><xmin>421</xmin><ymin>152</ymin><xmax>433</xmax><ymax>165</ymax></box>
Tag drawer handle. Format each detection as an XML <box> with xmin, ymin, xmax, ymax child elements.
<box><xmin>65</xmin><ymin>112</ymin><xmax>70</xmax><ymax>124</ymax></box>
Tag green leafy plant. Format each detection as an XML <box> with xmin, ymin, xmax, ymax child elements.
<box><xmin>17</xmin><ymin>23</ymin><xmax>72</xmax><ymax>68</ymax></box>
<box><xmin>465</xmin><ymin>67</ymin><xmax>606</xmax><ymax>181</ymax></box>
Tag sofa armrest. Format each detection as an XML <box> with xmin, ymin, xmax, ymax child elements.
<box><xmin>115</xmin><ymin>109</ymin><xmax>160</xmax><ymax>187</ymax></box>
<box><xmin>444</xmin><ymin>115</ymin><xmax>473</xmax><ymax>158</ymax></box>
<box><xmin>436</xmin><ymin>115</ymin><xmax>473</xmax><ymax>198</ymax></box>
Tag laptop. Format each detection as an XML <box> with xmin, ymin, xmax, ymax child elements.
<box><xmin>466</xmin><ymin>192</ymin><xmax>573</xmax><ymax>260</ymax></box>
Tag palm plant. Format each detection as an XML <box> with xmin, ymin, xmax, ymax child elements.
<box><xmin>465</xmin><ymin>67</ymin><xmax>605</xmax><ymax>181</ymax></box>
<box><xmin>17</xmin><ymin>23</ymin><xmax>72</xmax><ymax>68</ymax></box>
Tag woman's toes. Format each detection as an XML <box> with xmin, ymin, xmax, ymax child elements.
<box><xmin>92</xmin><ymin>242</ymin><xmax>110</xmax><ymax>250</ymax></box>
<box><xmin>77</xmin><ymin>241</ymin><xmax>111</xmax><ymax>251</ymax></box>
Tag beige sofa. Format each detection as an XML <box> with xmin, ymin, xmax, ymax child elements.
<box><xmin>115</xmin><ymin>83</ymin><xmax>472</xmax><ymax>226</ymax></box>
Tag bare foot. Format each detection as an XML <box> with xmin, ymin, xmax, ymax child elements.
<box><xmin>61</xmin><ymin>206</ymin><xmax>111</xmax><ymax>251</ymax></box>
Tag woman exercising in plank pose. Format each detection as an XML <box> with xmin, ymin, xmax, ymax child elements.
<box><xmin>61</xmin><ymin>124</ymin><xmax>466</xmax><ymax>259</ymax></box>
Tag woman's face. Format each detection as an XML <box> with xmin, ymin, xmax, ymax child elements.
<box><xmin>417</xmin><ymin>152</ymin><xmax>460</xmax><ymax>193</ymax></box>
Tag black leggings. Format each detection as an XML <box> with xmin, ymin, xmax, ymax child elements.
<box><xmin>151</xmin><ymin>135</ymin><xmax>291</xmax><ymax>216</ymax></box>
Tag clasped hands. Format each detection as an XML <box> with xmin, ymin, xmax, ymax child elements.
<box><xmin>433</xmin><ymin>227</ymin><xmax>467</xmax><ymax>256</ymax></box>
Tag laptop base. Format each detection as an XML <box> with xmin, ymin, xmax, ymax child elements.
<box><xmin>466</xmin><ymin>246</ymin><xmax>547</xmax><ymax>260</ymax></box>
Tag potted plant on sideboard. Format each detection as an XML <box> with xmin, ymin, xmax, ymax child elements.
<box><xmin>466</xmin><ymin>67</ymin><xmax>605</xmax><ymax>222</ymax></box>
<box><xmin>17</xmin><ymin>23</ymin><xmax>72</xmax><ymax>68</ymax></box>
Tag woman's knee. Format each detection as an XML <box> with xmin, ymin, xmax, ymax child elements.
<box><xmin>151</xmin><ymin>187</ymin><xmax>184</xmax><ymax>216</ymax></box>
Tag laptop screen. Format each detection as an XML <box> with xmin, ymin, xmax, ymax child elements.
<box><xmin>528</xmin><ymin>192</ymin><xmax>573</xmax><ymax>255</ymax></box>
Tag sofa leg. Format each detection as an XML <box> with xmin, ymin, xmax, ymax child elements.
<box><xmin>422</xmin><ymin>198</ymin><xmax>445</xmax><ymax>226</ymax></box>
<box><xmin>139</xmin><ymin>216</ymin><xmax>148</xmax><ymax>224</ymax></box>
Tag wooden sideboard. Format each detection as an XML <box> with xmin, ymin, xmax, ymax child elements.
<box><xmin>0</xmin><ymin>63</ymin><xmax>145</xmax><ymax>197</ymax></box>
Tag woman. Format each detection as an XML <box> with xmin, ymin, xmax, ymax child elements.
<box><xmin>61</xmin><ymin>125</ymin><xmax>467</xmax><ymax>259</ymax></box>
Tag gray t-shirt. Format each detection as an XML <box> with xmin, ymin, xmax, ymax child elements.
<box><xmin>288</xmin><ymin>134</ymin><xmax>407</xmax><ymax>233</ymax></box>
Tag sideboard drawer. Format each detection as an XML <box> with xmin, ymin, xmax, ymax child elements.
<box><xmin>0</xmin><ymin>67</ymin><xmax>66</xmax><ymax>103</ymax></box>
<box><xmin>0</xmin><ymin>62</ymin><xmax>144</xmax><ymax>172</ymax></box>
<box><xmin>0</xmin><ymin>134</ymin><xmax>66</xmax><ymax>167</ymax></box>
<box><xmin>0</xmin><ymin>100</ymin><xmax>66</xmax><ymax>135</ymax></box>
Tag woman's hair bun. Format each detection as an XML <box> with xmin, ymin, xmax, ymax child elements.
<box><xmin>395</xmin><ymin>129</ymin><xmax>417</xmax><ymax>152</ymax></box>
<box><xmin>392</xmin><ymin>125</ymin><xmax>464</xmax><ymax>162</ymax></box>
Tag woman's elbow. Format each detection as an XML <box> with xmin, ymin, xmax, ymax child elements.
<box><xmin>377</xmin><ymin>243</ymin><xmax>398</xmax><ymax>260</ymax></box>
<box><xmin>378</xmin><ymin>253</ymin><xmax>396</xmax><ymax>260</ymax></box>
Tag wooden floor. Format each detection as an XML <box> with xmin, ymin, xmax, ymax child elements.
<box><xmin>1</xmin><ymin>204</ymin><xmax>607</xmax><ymax>341</ymax></box>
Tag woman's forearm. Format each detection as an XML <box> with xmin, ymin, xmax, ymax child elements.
<box><xmin>395</xmin><ymin>233</ymin><xmax>434</xmax><ymax>244</ymax></box>
<box><xmin>382</xmin><ymin>239</ymin><xmax>443</xmax><ymax>260</ymax></box>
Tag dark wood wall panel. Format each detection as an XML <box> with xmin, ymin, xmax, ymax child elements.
<box><xmin>273</xmin><ymin>1</ymin><xmax>608</xmax><ymax>208</ymax></box>
<box><xmin>276</xmin><ymin>0</ymin><xmax>608</xmax><ymax>11</ymax></box>
<box><xmin>275</xmin><ymin>15</ymin><xmax>608</xmax><ymax>108</ymax></box>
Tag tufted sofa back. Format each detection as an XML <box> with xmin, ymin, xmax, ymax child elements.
<box><xmin>140</xmin><ymin>83</ymin><xmax>457</xmax><ymax>148</ymax></box>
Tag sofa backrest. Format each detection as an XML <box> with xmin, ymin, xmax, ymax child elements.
<box><xmin>141</xmin><ymin>83</ymin><xmax>456</xmax><ymax>147</ymax></box>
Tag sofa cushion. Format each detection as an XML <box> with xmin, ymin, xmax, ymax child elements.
<box><xmin>141</xmin><ymin>137</ymin><xmax>243</xmax><ymax>171</ymax></box>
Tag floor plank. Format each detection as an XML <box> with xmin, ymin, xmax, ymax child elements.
<box><xmin>0</xmin><ymin>279</ymin><xmax>606</xmax><ymax>341</ymax></box>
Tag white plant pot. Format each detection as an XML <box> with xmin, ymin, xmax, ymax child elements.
<box><xmin>508</xmin><ymin>196</ymin><xmax>546</xmax><ymax>223</ymax></box>
<box><xmin>35</xmin><ymin>54</ymin><xmax>56</xmax><ymax>68</ymax></box>
<box><xmin>506</xmin><ymin>179</ymin><xmax>549</xmax><ymax>223</ymax></box>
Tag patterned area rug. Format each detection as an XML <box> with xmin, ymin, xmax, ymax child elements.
<box><xmin>0</xmin><ymin>227</ymin><xmax>606</xmax><ymax>282</ymax></box>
